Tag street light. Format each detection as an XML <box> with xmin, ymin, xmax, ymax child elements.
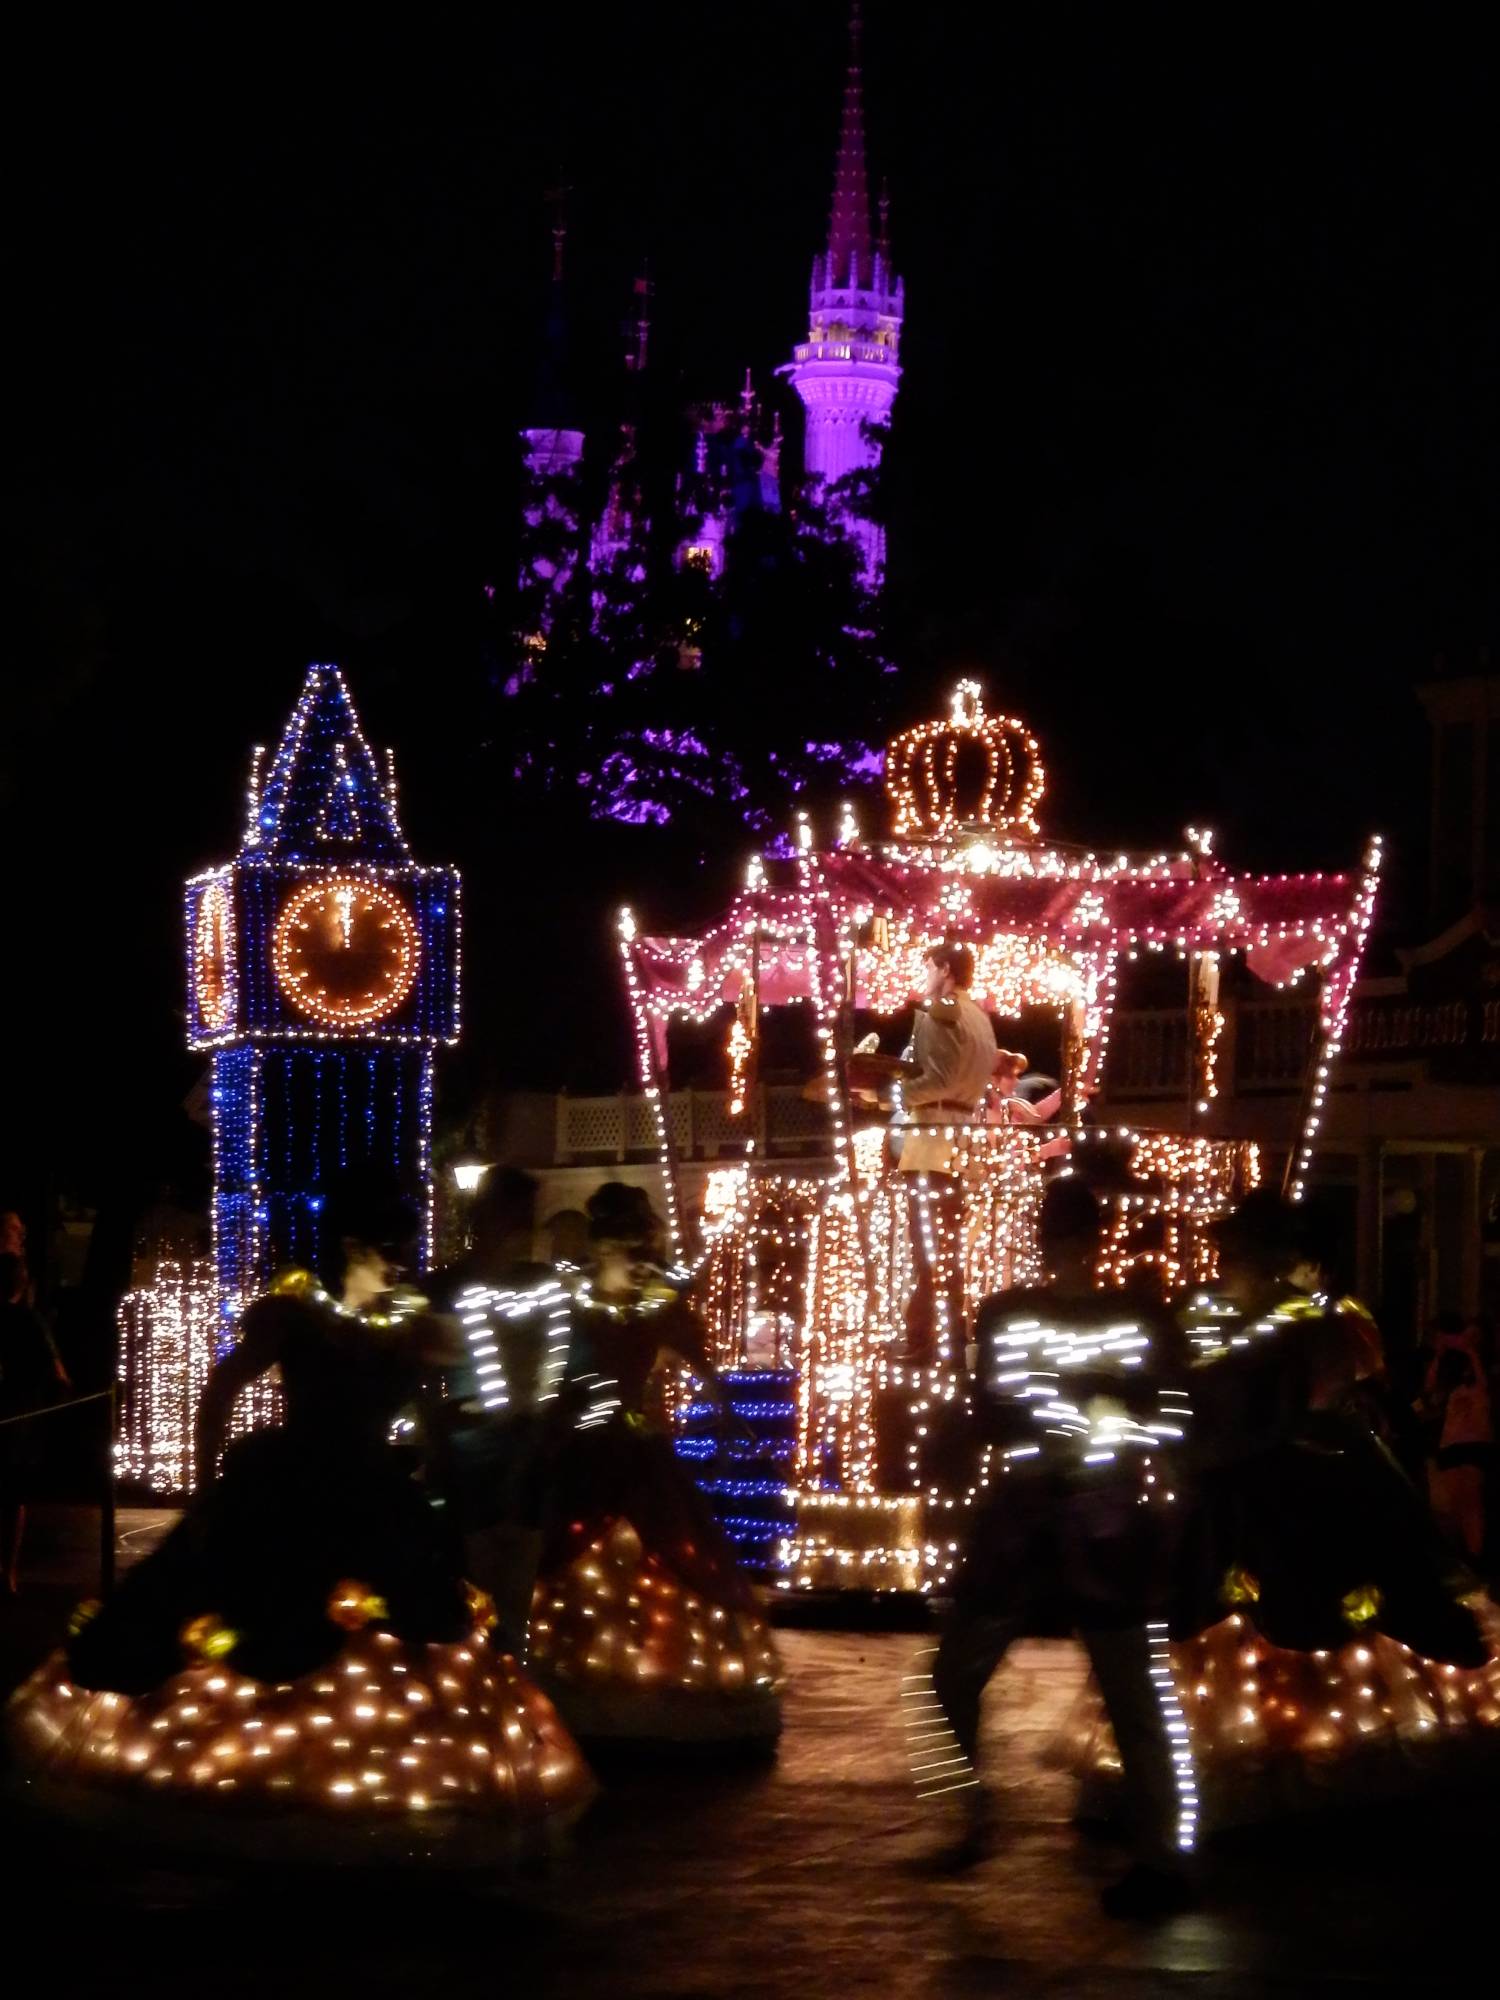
<box><xmin>452</xmin><ymin>1160</ymin><xmax>490</xmax><ymax>1194</ymax></box>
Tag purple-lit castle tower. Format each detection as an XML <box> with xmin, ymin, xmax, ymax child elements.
<box><xmin>514</xmin><ymin>8</ymin><xmax>898</xmax><ymax>607</ymax></box>
<box><xmin>521</xmin><ymin>197</ymin><xmax>585</xmax><ymax>485</ymax></box>
<box><xmin>504</xmin><ymin>10</ymin><xmax>898</xmax><ymax>822</ymax></box>
<box><xmin>513</xmin><ymin>194</ymin><xmax>586</xmax><ymax>679</ymax></box>
<box><xmin>780</xmin><ymin>5</ymin><xmax>902</xmax><ymax>587</ymax></box>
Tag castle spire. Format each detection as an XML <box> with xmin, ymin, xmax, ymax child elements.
<box><xmin>625</xmin><ymin>265</ymin><xmax>653</xmax><ymax>375</ymax></box>
<box><xmin>515</xmin><ymin>184</ymin><xmax>586</xmax><ymax>657</ymax></box>
<box><xmin>779</xmin><ymin>0</ymin><xmax>903</xmax><ymax>589</ymax></box>
<box><xmin>591</xmin><ymin>267</ymin><xmax>655</xmax><ymax>576</ymax></box>
<box><xmin>522</xmin><ymin>183</ymin><xmax>584</xmax><ymax>473</ymax></box>
<box><xmin>825</xmin><ymin>4</ymin><xmax>872</xmax><ymax>289</ymax></box>
<box><xmin>546</xmin><ymin>177</ymin><xmax>568</xmax><ymax>285</ymax></box>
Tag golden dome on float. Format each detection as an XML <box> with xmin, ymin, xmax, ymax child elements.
<box><xmin>885</xmin><ymin>680</ymin><xmax>1046</xmax><ymax>841</ymax></box>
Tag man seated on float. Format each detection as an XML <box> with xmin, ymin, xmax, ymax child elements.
<box><xmin>855</xmin><ymin>940</ymin><xmax>997</xmax><ymax>1368</ymax></box>
<box><xmin>987</xmin><ymin>1049</ymin><xmax>1061</xmax><ymax>1125</ymax></box>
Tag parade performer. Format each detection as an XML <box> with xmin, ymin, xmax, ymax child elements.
<box><xmin>1064</xmin><ymin>1192</ymin><xmax>1499</xmax><ymax>1830</ymax></box>
<box><xmin>913</xmin><ymin>1177</ymin><xmax>1200</xmax><ymax>1917</ymax></box>
<box><xmin>4</xmin><ymin>1178</ymin><xmax>594</xmax><ymax>1860</ymax></box>
<box><xmin>526</xmin><ymin>1182</ymin><xmax>783</xmax><ymax>1748</ymax></box>
<box><xmin>1177</xmin><ymin>1193</ymin><xmax>1485</xmax><ymax>1663</ymax></box>
<box><xmin>427</xmin><ymin>1167</ymin><xmax>576</xmax><ymax>1659</ymax></box>
<box><xmin>986</xmin><ymin>1050</ymin><xmax>1062</xmax><ymax>1126</ymax></box>
<box><xmin>986</xmin><ymin>1049</ymin><xmax>1069</xmax><ymax>1162</ymax></box>
<box><xmin>874</xmin><ymin>942</ymin><xmax>996</xmax><ymax>1367</ymax></box>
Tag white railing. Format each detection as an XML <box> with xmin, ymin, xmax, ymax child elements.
<box><xmin>555</xmin><ymin>1085</ymin><xmax>831</xmax><ymax>1164</ymax></box>
<box><xmin>792</xmin><ymin>340</ymin><xmax>894</xmax><ymax>367</ymax></box>
<box><xmin>1105</xmin><ymin>1000</ymin><xmax>1317</xmax><ymax>1099</ymax></box>
<box><xmin>549</xmin><ymin>989</ymin><xmax>1479</xmax><ymax>1158</ymax></box>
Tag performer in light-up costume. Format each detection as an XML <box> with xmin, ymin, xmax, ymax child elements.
<box><xmin>5</xmin><ymin>1178</ymin><xmax>595</xmax><ymax>1860</ymax></box>
<box><xmin>524</xmin><ymin>1183</ymin><xmax>784</xmax><ymax>1747</ymax></box>
<box><xmin>1062</xmin><ymin>1190</ymin><xmax>1500</xmax><ymax>1834</ymax></box>
<box><xmin>427</xmin><ymin>1167</ymin><xmax>618</xmax><ymax>1662</ymax></box>
<box><xmin>914</xmin><ymin>1177</ymin><xmax>1200</xmax><ymax>1917</ymax></box>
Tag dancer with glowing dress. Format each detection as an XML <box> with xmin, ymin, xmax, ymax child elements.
<box><xmin>522</xmin><ymin>1183</ymin><xmax>783</xmax><ymax>1748</ymax></box>
<box><xmin>1068</xmin><ymin>1193</ymin><xmax>1500</xmax><ymax>1828</ymax></box>
<box><xmin>5</xmin><ymin>1185</ymin><xmax>594</xmax><ymax>1860</ymax></box>
<box><xmin>429</xmin><ymin>1167</ymin><xmax>579</xmax><ymax>1660</ymax></box>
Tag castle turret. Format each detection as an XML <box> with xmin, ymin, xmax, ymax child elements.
<box><xmin>779</xmin><ymin>4</ymin><xmax>902</xmax><ymax>587</ymax></box>
<box><xmin>520</xmin><ymin>187</ymin><xmax>584</xmax><ymax>478</ymax></box>
<box><xmin>591</xmin><ymin>270</ymin><xmax>654</xmax><ymax>581</ymax></box>
<box><xmin>514</xmin><ymin>191</ymin><xmax>585</xmax><ymax>681</ymax></box>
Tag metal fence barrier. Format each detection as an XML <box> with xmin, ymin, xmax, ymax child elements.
<box><xmin>0</xmin><ymin>1386</ymin><xmax>118</xmax><ymax>1595</ymax></box>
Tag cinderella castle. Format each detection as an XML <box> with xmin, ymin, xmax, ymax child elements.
<box><xmin>510</xmin><ymin>6</ymin><xmax>902</xmax><ymax>736</ymax></box>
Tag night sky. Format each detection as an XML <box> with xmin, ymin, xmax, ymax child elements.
<box><xmin>8</xmin><ymin>5</ymin><xmax>1495</xmax><ymax>1265</ymax></box>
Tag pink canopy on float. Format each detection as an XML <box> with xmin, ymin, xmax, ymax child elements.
<box><xmin>628</xmin><ymin>851</ymin><xmax>1371</xmax><ymax>1017</ymax></box>
<box><xmin>615</xmin><ymin>683</ymin><xmax>1382</xmax><ymax>1247</ymax></box>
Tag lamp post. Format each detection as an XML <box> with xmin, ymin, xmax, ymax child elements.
<box><xmin>449</xmin><ymin>1158</ymin><xmax>491</xmax><ymax>1257</ymax></box>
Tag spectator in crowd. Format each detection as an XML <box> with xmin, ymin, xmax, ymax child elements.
<box><xmin>1416</xmin><ymin>1311</ymin><xmax>1494</xmax><ymax>1563</ymax></box>
<box><xmin>0</xmin><ymin>1248</ymin><xmax>70</xmax><ymax>1595</ymax></box>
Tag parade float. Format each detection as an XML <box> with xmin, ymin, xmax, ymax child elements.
<box><xmin>623</xmin><ymin>682</ymin><xmax>1382</xmax><ymax>1592</ymax></box>
<box><xmin>117</xmin><ymin>664</ymin><xmax>460</xmax><ymax>1490</ymax></box>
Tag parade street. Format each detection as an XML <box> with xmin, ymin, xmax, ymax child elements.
<box><xmin>0</xmin><ymin>1507</ymin><xmax>1486</xmax><ymax>2000</ymax></box>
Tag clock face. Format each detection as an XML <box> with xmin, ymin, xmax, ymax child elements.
<box><xmin>272</xmin><ymin>876</ymin><xmax>420</xmax><ymax>1028</ymax></box>
<box><xmin>195</xmin><ymin>881</ymin><xmax>235</xmax><ymax>1032</ymax></box>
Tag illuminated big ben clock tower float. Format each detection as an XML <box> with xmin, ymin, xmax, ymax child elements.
<box><xmin>185</xmin><ymin>664</ymin><xmax>460</xmax><ymax>1340</ymax></box>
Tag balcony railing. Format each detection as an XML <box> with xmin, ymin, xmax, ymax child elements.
<box><xmin>1105</xmin><ymin>990</ymin><xmax>1496</xmax><ymax>1101</ymax></box>
<box><xmin>554</xmin><ymin>1007</ymin><xmax>1316</xmax><ymax>1161</ymax></box>
<box><xmin>555</xmin><ymin>1085</ymin><xmax>831</xmax><ymax>1165</ymax></box>
<box><xmin>791</xmin><ymin>340</ymin><xmax>896</xmax><ymax>367</ymax></box>
<box><xmin>1236</xmin><ymin>1000</ymin><xmax>1320</xmax><ymax>1090</ymax></box>
<box><xmin>547</xmin><ymin>990</ymin><xmax>1492</xmax><ymax>1161</ymax></box>
<box><xmin>1104</xmin><ymin>1000</ymin><xmax>1317</xmax><ymax>1100</ymax></box>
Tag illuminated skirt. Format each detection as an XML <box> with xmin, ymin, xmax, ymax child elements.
<box><xmin>528</xmin><ymin>1423</ymin><xmax>783</xmax><ymax>1746</ymax></box>
<box><xmin>3</xmin><ymin>1431</ymin><xmax>595</xmax><ymax>1860</ymax></box>
<box><xmin>1060</xmin><ymin>1429</ymin><xmax>1500</xmax><ymax>1826</ymax></box>
<box><xmin>1167</xmin><ymin>1421</ymin><xmax>1490</xmax><ymax>1664</ymax></box>
<box><xmin>1060</xmin><ymin>1601</ymin><xmax>1500</xmax><ymax>1829</ymax></box>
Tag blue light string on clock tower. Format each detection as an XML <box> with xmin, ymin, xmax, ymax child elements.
<box><xmin>186</xmin><ymin>664</ymin><xmax>460</xmax><ymax>1353</ymax></box>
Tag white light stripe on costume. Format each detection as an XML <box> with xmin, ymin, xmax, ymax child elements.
<box><xmin>901</xmin><ymin>1647</ymin><xmax>980</xmax><ymax>1802</ymax></box>
<box><xmin>455</xmin><ymin>1278</ymin><xmax>574</xmax><ymax>1413</ymax></box>
<box><xmin>569</xmin><ymin>1373</ymin><xmax>621</xmax><ymax>1428</ymax></box>
<box><xmin>982</xmin><ymin>1311</ymin><xmax>1194</xmax><ymax>1467</ymax></box>
<box><xmin>1146</xmin><ymin>1619</ymin><xmax>1200</xmax><ymax>1851</ymax></box>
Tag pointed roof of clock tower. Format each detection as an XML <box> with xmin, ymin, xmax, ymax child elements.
<box><xmin>243</xmin><ymin>663</ymin><xmax>410</xmax><ymax>861</ymax></box>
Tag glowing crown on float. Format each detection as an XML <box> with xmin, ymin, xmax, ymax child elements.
<box><xmin>885</xmin><ymin>680</ymin><xmax>1045</xmax><ymax>841</ymax></box>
